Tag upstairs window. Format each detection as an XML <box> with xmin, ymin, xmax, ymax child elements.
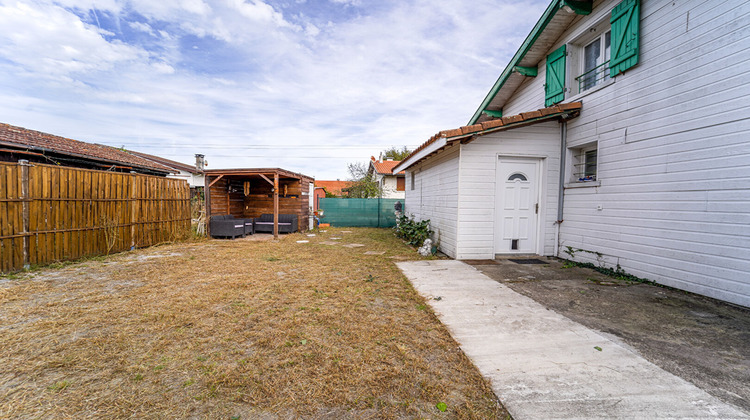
<box><xmin>561</xmin><ymin>0</ymin><xmax>640</xmax><ymax>99</ymax></box>
<box><xmin>579</xmin><ymin>31</ymin><xmax>611</xmax><ymax>92</ymax></box>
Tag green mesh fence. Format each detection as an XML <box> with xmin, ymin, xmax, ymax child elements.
<box><xmin>318</xmin><ymin>198</ymin><xmax>403</xmax><ymax>228</ymax></box>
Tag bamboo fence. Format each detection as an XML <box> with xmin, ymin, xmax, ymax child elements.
<box><xmin>0</xmin><ymin>160</ymin><xmax>191</xmax><ymax>272</ymax></box>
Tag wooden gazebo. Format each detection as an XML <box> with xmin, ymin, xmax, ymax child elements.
<box><xmin>204</xmin><ymin>168</ymin><xmax>314</xmax><ymax>238</ymax></box>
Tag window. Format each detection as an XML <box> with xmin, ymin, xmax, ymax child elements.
<box><xmin>396</xmin><ymin>176</ymin><xmax>405</xmax><ymax>191</ymax></box>
<box><xmin>570</xmin><ymin>143</ymin><xmax>598</xmax><ymax>182</ymax></box>
<box><xmin>567</xmin><ymin>0</ymin><xmax>639</xmax><ymax>97</ymax></box>
<box><xmin>578</xmin><ymin>31</ymin><xmax>611</xmax><ymax>92</ymax></box>
<box><xmin>508</xmin><ymin>173</ymin><xmax>528</xmax><ymax>182</ymax></box>
<box><xmin>410</xmin><ymin>172</ymin><xmax>415</xmax><ymax>190</ymax></box>
<box><xmin>583</xmin><ymin>149</ymin><xmax>597</xmax><ymax>179</ymax></box>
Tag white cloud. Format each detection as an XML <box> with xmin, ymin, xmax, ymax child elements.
<box><xmin>0</xmin><ymin>0</ymin><xmax>550</xmax><ymax>179</ymax></box>
<box><xmin>329</xmin><ymin>0</ymin><xmax>361</xmax><ymax>5</ymax></box>
<box><xmin>0</xmin><ymin>2</ymin><xmax>145</xmax><ymax>79</ymax></box>
<box><xmin>128</xmin><ymin>20</ymin><xmax>155</xmax><ymax>35</ymax></box>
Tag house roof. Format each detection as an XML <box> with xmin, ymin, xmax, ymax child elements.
<box><xmin>314</xmin><ymin>180</ymin><xmax>352</xmax><ymax>194</ymax></box>
<box><xmin>468</xmin><ymin>0</ymin><xmax>591</xmax><ymax>125</ymax></box>
<box><xmin>126</xmin><ymin>149</ymin><xmax>202</xmax><ymax>174</ymax></box>
<box><xmin>370</xmin><ymin>158</ymin><xmax>405</xmax><ymax>175</ymax></box>
<box><xmin>0</xmin><ymin>122</ymin><xmax>173</xmax><ymax>174</ymax></box>
<box><xmin>394</xmin><ymin>102</ymin><xmax>582</xmax><ymax>173</ymax></box>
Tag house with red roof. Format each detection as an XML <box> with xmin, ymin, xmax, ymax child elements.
<box><xmin>368</xmin><ymin>156</ymin><xmax>405</xmax><ymax>199</ymax></box>
<box><xmin>313</xmin><ymin>180</ymin><xmax>352</xmax><ymax>211</ymax></box>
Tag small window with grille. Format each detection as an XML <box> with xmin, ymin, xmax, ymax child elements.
<box><xmin>570</xmin><ymin>143</ymin><xmax>598</xmax><ymax>182</ymax></box>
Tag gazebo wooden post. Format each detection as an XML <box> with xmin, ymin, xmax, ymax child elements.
<box><xmin>273</xmin><ymin>173</ymin><xmax>279</xmax><ymax>239</ymax></box>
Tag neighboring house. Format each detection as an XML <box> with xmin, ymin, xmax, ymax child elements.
<box><xmin>369</xmin><ymin>156</ymin><xmax>405</xmax><ymax>199</ymax></box>
<box><xmin>0</xmin><ymin>123</ymin><xmax>173</xmax><ymax>176</ymax></box>
<box><xmin>126</xmin><ymin>150</ymin><xmax>206</xmax><ymax>193</ymax></box>
<box><xmin>313</xmin><ymin>180</ymin><xmax>352</xmax><ymax>211</ymax></box>
<box><xmin>394</xmin><ymin>0</ymin><xmax>750</xmax><ymax>307</ymax></box>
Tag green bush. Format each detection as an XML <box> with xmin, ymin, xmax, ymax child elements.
<box><xmin>394</xmin><ymin>214</ymin><xmax>433</xmax><ymax>247</ymax></box>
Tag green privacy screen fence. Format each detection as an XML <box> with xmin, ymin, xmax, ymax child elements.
<box><xmin>318</xmin><ymin>198</ymin><xmax>403</xmax><ymax>228</ymax></box>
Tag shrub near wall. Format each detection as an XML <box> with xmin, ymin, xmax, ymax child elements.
<box><xmin>394</xmin><ymin>214</ymin><xmax>433</xmax><ymax>247</ymax></box>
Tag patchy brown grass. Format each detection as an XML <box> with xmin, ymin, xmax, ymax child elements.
<box><xmin>0</xmin><ymin>228</ymin><xmax>507</xmax><ymax>419</ymax></box>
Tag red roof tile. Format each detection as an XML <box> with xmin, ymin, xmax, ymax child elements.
<box><xmin>370</xmin><ymin>158</ymin><xmax>405</xmax><ymax>175</ymax></box>
<box><xmin>315</xmin><ymin>180</ymin><xmax>352</xmax><ymax>194</ymax></box>
<box><xmin>0</xmin><ymin>123</ymin><xmax>173</xmax><ymax>173</ymax></box>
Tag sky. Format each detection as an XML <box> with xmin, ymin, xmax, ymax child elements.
<box><xmin>0</xmin><ymin>0</ymin><xmax>549</xmax><ymax>180</ymax></box>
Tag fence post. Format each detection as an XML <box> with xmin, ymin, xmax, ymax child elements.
<box><xmin>130</xmin><ymin>173</ymin><xmax>136</xmax><ymax>250</ymax></box>
<box><xmin>19</xmin><ymin>160</ymin><xmax>30</xmax><ymax>269</ymax></box>
<box><xmin>377</xmin><ymin>197</ymin><xmax>381</xmax><ymax>228</ymax></box>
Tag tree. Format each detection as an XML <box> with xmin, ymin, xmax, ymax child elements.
<box><xmin>381</xmin><ymin>146</ymin><xmax>411</xmax><ymax>161</ymax></box>
<box><xmin>346</xmin><ymin>161</ymin><xmax>381</xmax><ymax>198</ymax></box>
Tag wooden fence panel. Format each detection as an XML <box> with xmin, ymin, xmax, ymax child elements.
<box><xmin>0</xmin><ymin>161</ymin><xmax>191</xmax><ymax>272</ymax></box>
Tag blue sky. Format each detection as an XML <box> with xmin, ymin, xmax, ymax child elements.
<box><xmin>0</xmin><ymin>0</ymin><xmax>548</xmax><ymax>179</ymax></box>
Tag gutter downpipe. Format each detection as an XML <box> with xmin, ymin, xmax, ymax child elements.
<box><xmin>555</xmin><ymin>120</ymin><xmax>567</xmax><ymax>258</ymax></box>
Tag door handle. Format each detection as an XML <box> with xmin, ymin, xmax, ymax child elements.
<box><xmin>535</xmin><ymin>203</ymin><xmax>539</xmax><ymax>214</ymax></box>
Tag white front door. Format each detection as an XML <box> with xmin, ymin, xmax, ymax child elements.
<box><xmin>495</xmin><ymin>157</ymin><xmax>540</xmax><ymax>254</ymax></box>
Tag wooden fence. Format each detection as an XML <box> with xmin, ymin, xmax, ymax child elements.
<box><xmin>0</xmin><ymin>161</ymin><xmax>191</xmax><ymax>272</ymax></box>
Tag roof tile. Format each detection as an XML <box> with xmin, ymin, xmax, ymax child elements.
<box><xmin>481</xmin><ymin>119</ymin><xmax>505</xmax><ymax>130</ymax></box>
<box><xmin>315</xmin><ymin>180</ymin><xmax>352</xmax><ymax>194</ymax></box>
<box><xmin>0</xmin><ymin>123</ymin><xmax>172</xmax><ymax>173</ymax></box>
<box><xmin>520</xmin><ymin>110</ymin><xmax>543</xmax><ymax>119</ymax></box>
<box><xmin>371</xmin><ymin>159</ymin><xmax>405</xmax><ymax>175</ymax></box>
<box><xmin>502</xmin><ymin>114</ymin><xmax>524</xmax><ymax>124</ymax></box>
<box><xmin>461</xmin><ymin>124</ymin><xmax>483</xmax><ymax>135</ymax></box>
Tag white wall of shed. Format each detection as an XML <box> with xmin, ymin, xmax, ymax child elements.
<box><xmin>456</xmin><ymin>121</ymin><xmax>561</xmax><ymax>259</ymax></box>
<box><xmin>405</xmin><ymin>145</ymin><xmax>461</xmax><ymax>258</ymax></box>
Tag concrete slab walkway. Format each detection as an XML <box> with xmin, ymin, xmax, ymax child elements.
<box><xmin>397</xmin><ymin>260</ymin><xmax>749</xmax><ymax>420</ymax></box>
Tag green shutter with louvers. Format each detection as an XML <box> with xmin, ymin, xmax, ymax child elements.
<box><xmin>610</xmin><ymin>0</ymin><xmax>640</xmax><ymax>76</ymax></box>
<box><xmin>545</xmin><ymin>44</ymin><xmax>566</xmax><ymax>107</ymax></box>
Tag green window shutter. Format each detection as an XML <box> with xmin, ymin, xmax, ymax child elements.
<box><xmin>545</xmin><ymin>44</ymin><xmax>566</xmax><ymax>107</ymax></box>
<box><xmin>610</xmin><ymin>0</ymin><xmax>640</xmax><ymax>76</ymax></box>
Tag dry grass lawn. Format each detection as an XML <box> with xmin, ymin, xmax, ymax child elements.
<box><xmin>0</xmin><ymin>228</ymin><xmax>508</xmax><ymax>419</ymax></box>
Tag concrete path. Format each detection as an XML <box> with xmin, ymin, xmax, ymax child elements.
<box><xmin>397</xmin><ymin>260</ymin><xmax>749</xmax><ymax>420</ymax></box>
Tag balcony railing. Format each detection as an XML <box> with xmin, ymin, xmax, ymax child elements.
<box><xmin>575</xmin><ymin>60</ymin><xmax>610</xmax><ymax>92</ymax></box>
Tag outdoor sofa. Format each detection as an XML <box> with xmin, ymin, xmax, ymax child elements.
<box><xmin>209</xmin><ymin>215</ymin><xmax>253</xmax><ymax>239</ymax></box>
<box><xmin>253</xmin><ymin>214</ymin><xmax>298</xmax><ymax>233</ymax></box>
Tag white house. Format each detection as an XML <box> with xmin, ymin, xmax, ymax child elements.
<box><xmin>393</xmin><ymin>0</ymin><xmax>750</xmax><ymax>307</ymax></box>
<box><xmin>369</xmin><ymin>156</ymin><xmax>406</xmax><ymax>199</ymax></box>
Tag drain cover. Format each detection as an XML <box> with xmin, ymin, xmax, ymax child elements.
<box><xmin>508</xmin><ymin>258</ymin><xmax>548</xmax><ymax>265</ymax></box>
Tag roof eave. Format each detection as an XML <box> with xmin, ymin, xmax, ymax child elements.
<box><xmin>398</xmin><ymin>103</ymin><xmax>582</xmax><ymax>172</ymax></box>
<box><xmin>468</xmin><ymin>0</ymin><xmax>590</xmax><ymax>125</ymax></box>
<box><xmin>393</xmin><ymin>137</ymin><xmax>448</xmax><ymax>173</ymax></box>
